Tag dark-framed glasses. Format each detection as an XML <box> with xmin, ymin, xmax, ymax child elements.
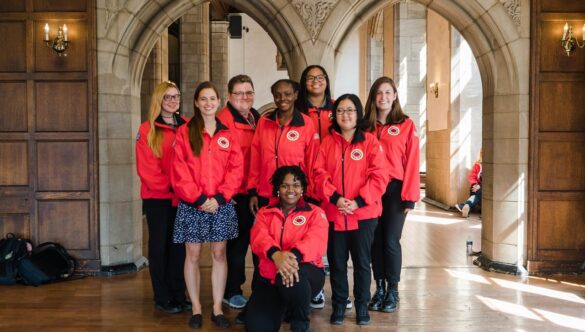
<box><xmin>232</xmin><ymin>91</ymin><xmax>255</xmax><ymax>98</ymax></box>
<box><xmin>306</xmin><ymin>75</ymin><xmax>327</xmax><ymax>82</ymax></box>
<box><xmin>336</xmin><ymin>108</ymin><xmax>357</xmax><ymax>115</ymax></box>
<box><xmin>163</xmin><ymin>94</ymin><xmax>181</xmax><ymax>101</ymax></box>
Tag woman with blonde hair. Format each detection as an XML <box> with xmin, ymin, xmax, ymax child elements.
<box><xmin>136</xmin><ymin>81</ymin><xmax>189</xmax><ymax>314</ymax></box>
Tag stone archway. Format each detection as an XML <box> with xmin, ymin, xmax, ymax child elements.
<box><xmin>97</xmin><ymin>0</ymin><xmax>528</xmax><ymax>269</ymax></box>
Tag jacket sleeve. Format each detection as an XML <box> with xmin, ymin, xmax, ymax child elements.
<box><xmin>357</xmin><ymin>137</ymin><xmax>390</xmax><ymax>205</ymax></box>
<box><xmin>136</xmin><ymin>126</ymin><xmax>171</xmax><ymax>193</ymax></box>
<box><xmin>217</xmin><ymin>136</ymin><xmax>244</xmax><ymax>202</ymax></box>
<box><xmin>246</xmin><ymin>119</ymin><xmax>262</xmax><ymax>196</ymax></box>
<box><xmin>313</xmin><ymin>141</ymin><xmax>340</xmax><ymax>203</ymax></box>
<box><xmin>250</xmin><ymin>209</ymin><xmax>279</xmax><ymax>260</ymax></box>
<box><xmin>291</xmin><ymin>208</ymin><xmax>329</xmax><ymax>263</ymax></box>
<box><xmin>468</xmin><ymin>162</ymin><xmax>482</xmax><ymax>185</ymax></box>
<box><xmin>171</xmin><ymin>128</ymin><xmax>206</xmax><ymax>205</ymax></box>
<box><xmin>401</xmin><ymin>120</ymin><xmax>421</xmax><ymax>203</ymax></box>
<box><xmin>302</xmin><ymin>122</ymin><xmax>320</xmax><ymax>200</ymax></box>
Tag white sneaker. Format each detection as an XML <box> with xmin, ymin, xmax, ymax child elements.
<box><xmin>310</xmin><ymin>289</ymin><xmax>325</xmax><ymax>309</ymax></box>
<box><xmin>346</xmin><ymin>297</ymin><xmax>352</xmax><ymax>309</ymax></box>
<box><xmin>461</xmin><ymin>204</ymin><xmax>470</xmax><ymax>218</ymax></box>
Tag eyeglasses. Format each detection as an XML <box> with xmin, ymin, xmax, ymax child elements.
<box><xmin>336</xmin><ymin>108</ymin><xmax>357</xmax><ymax>115</ymax></box>
<box><xmin>163</xmin><ymin>94</ymin><xmax>181</xmax><ymax>101</ymax></box>
<box><xmin>306</xmin><ymin>75</ymin><xmax>327</xmax><ymax>82</ymax></box>
<box><xmin>232</xmin><ymin>91</ymin><xmax>255</xmax><ymax>98</ymax></box>
<box><xmin>279</xmin><ymin>183</ymin><xmax>302</xmax><ymax>191</ymax></box>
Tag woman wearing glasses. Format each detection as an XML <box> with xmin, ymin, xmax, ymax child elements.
<box><xmin>136</xmin><ymin>81</ymin><xmax>189</xmax><ymax>314</ymax></box>
<box><xmin>245</xmin><ymin>166</ymin><xmax>328</xmax><ymax>332</ymax></box>
<box><xmin>313</xmin><ymin>94</ymin><xmax>389</xmax><ymax>326</ymax></box>
<box><xmin>296</xmin><ymin>65</ymin><xmax>335</xmax><ymax>144</ymax></box>
<box><xmin>364</xmin><ymin>77</ymin><xmax>420</xmax><ymax>314</ymax></box>
<box><xmin>172</xmin><ymin>81</ymin><xmax>244</xmax><ymax>329</ymax></box>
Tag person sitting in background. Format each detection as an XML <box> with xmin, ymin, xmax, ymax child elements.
<box><xmin>455</xmin><ymin>149</ymin><xmax>482</xmax><ymax>218</ymax></box>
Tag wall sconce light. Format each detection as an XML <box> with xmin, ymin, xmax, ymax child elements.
<box><xmin>429</xmin><ymin>82</ymin><xmax>439</xmax><ymax>98</ymax></box>
<box><xmin>561</xmin><ymin>22</ymin><xmax>585</xmax><ymax>56</ymax></box>
<box><xmin>43</xmin><ymin>23</ymin><xmax>69</xmax><ymax>56</ymax></box>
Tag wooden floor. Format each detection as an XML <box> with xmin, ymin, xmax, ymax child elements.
<box><xmin>1</xmin><ymin>202</ymin><xmax>584</xmax><ymax>331</ymax></box>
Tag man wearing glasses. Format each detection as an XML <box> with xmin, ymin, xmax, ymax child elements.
<box><xmin>217</xmin><ymin>74</ymin><xmax>260</xmax><ymax>310</ymax></box>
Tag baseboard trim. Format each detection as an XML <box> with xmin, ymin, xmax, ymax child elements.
<box><xmin>473</xmin><ymin>254</ymin><xmax>526</xmax><ymax>275</ymax></box>
<box><xmin>94</xmin><ymin>256</ymin><xmax>148</xmax><ymax>276</ymax></box>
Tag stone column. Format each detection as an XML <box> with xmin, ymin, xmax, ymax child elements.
<box><xmin>394</xmin><ymin>2</ymin><xmax>427</xmax><ymax>172</ymax></box>
<box><xmin>180</xmin><ymin>2</ymin><xmax>210</xmax><ymax>117</ymax></box>
<box><xmin>141</xmin><ymin>34</ymin><xmax>169</xmax><ymax>122</ymax></box>
<box><xmin>210</xmin><ymin>21</ymin><xmax>229</xmax><ymax>102</ymax></box>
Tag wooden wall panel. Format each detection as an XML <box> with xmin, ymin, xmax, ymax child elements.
<box><xmin>0</xmin><ymin>82</ymin><xmax>27</xmax><ymax>132</ymax></box>
<box><xmin>538</xmin><ymin>141</ymin><xmax>585</xmax><ymax>190</ymax></box>
<box><xmin>0</xmin><ymin>21</ymin><xmax>26</xmax><ymax>72</ymax></box>
<box><xmin>35</xmin><ymin>81</ymin><xmax>88</xmax><ymax>131</ymax></box>
<box><xmin>0</xmin><ymin>214</ymin><xmax>30</xmax><ymax>239</ymax></box>
<box><xmin>539</xmin><ymin>20</ymin><xmax>585</xmax><ymax>72</ymax></box>
<box><xmin>34</xmin><ymin>20</ymin><xmax>87</xmax><ymax>72</ymax></box>
<box><xmin>0</xmin><ymin>1</ymin><xmax>25</xmax><ymax>12</ymax></box>
<box><xmin>0</xmin><ymin>142</ymin><xmax>28</xmax><ymax>185</ymax></box>
<box><xmin>537</xmin><ymin>200</ymin><xmax>585</xmax><ymax>251</ymax></box>
<box><xmin>37</xmin><ymin>141</ymin><xmax>88</xmax><ymax>191</ymax></box>
<box><xmin>539</xmin><ymin>81</ymin><xmax>585</xmax><ymax>131</ymax></box>
<box><xmin>529</xmin><ymin>0</ymin><xmax>585</xmax><ymax>273</ymax></box>
<box><xmin>38</xmin><ymin>200</ymin><xmax>89</xmax><ymax>249</ymax></box>
<box><xmin>33</xmin><ymin>0</ymin><xmax>86</xmax><ymax>12</ymax></box>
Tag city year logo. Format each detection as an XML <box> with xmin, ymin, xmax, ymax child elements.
<box><xmin>217</xmin><ymin>137</ymin><xmax>230</xmax><ymax>148</ymax></box>
<box><xmin>287</xmin><ymin>130</ymin><xmax>300</xmax><ymax>141</ymax></box>
<box><xmin>350</xmin><ymin>149</ymin><xmax>364</xmax><ymax>161</ymax></box>
<box><xmin>292</xmin><ymin>215</ymin><xmax>307</xmax><ymax>226</ymax></box>
<box><xmin>388</xmin><ymin>126</ymin><xmax>400</xmax><ymax>136</ymax></box>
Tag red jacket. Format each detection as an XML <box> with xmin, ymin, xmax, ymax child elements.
<box><xmin>250</xmin><ymin>200</ymin><xmax>328</xmax><ymax>283</ymax></box>
<box><xmin>136</xmin><ymin>115</ymin><xmax>188</xmax><ymax>203</ymax></box>
<box><xmin>313</xmin><ymin>130</ymin><xmax>390</xmax><ymax>231</ymax></box>
<box><xmin>306</xmin><ymin>98</ymin><xmax>335</xmax><ymax>143</ymax></box>
<box><xmin>171</xmin><ymin>119</ymin><xmax>243</xmax><ymax>206</ymax></box>
<box><xmin>247</xmin><ymin>110</ymin><xmax>319</xmax><ymax>199</ymax></box>
<box><xmin>375</xmin><ymin>118</ymin><xmax>420</xmax><ymax>204</ymax></box>
<box><xmin>217</xmin><ymin>103</ymin><xmax>260</xmax><ymax>194</ymax></box>
<box><xmin>469</xmin><ymin>162</ymin><xmax>482</xmax><ymax>186</ymax></box>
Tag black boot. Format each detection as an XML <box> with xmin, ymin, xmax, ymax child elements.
<box><xmin>381</xmin><ymin>284</ymin><xmax>399</xmax><ymax>313</ymax></box>
<box><xmin>368</xmin><ymin>279</ymin><xmax>385</xmax><ymax>311</ymax></box>
<box><xmin>329</xmin><ymin>305</ymin><xmax>346</xmax><ymax>325</ymax></box>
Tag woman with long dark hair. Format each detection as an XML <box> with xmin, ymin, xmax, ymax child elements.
<box><xmin>313</xmin><ymin>94</ymin><xmax>389</xmax><ymax>326</ymax></box>
<box><xmin>136</xmin><ymin>81</ymin><xmax>188</xmax><ymax>314</ymax></box>
<box><xmin>245</xmin><ymin>166</ymin><xmax>328</xmax><ymax>332</ymax></box>
<box><xmin>364</xmin><ymin>77</ymin><xmax>420</xmax><ymax>313</ymax></box>
<box><xmin>172</xmin><ymin>81</ymin><xmax>244</xmax><ymax>329</ymax></box>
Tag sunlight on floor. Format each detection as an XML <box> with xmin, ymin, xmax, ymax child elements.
<box><xmin>406</xmin><ymin>213</ymin><xmax>465</xmax><ymax>225</ymax></box>
<box><xmin>444</xmin><ymin>268</ymin><xmax>491</xmax><ymax>285</ymax></box>
<box><xmin>490</xmin><ymin>277</ymin><xmax>585</xmax><ymax>305</ymax></box>
<box><xmin>476</xmin><ymin>295</ymin><xmax>543</xmax><ymax>320</ymax></box>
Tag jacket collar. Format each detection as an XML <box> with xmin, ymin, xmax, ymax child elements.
<box><xmin>266</xmin><ymin>109</ymin><xmax>305</xmax><ymax>127</ymax></box>
<box><xmin>266</xmin><ymin>198</ymin><xmax>312</xmax><ymax>212</ymax></box>
<box><xmin>309</xmin><ymin>98</ymin><xmax>334</xmax><ymax>112</ymax></box>
<box><xmin>332</xmin><ymin>128</ymin><xmax>366</xmax><ymax>145</ymax></box>
<box><xmin>227</xmin><ymin>102</ymin><xmax>260</xmax><ymax>125</ymax></box>
<box><xmin>155</xmin><ymin>113</ymin><xmax>187</xmax><ymax>128</ymax></box>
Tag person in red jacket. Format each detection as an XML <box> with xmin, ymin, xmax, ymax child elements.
<box><xmin>246</xmin><ymin>166</ymin><xmax>328</xmax><ymax>332</ymax></box>
<box><xmin>295</xmin><ymin>65</ymin><xmax>337</xmax><ymax>309</ymax></box>
<box><xmin>171</xmin><ymin>81</ymin><xmax>244</xmax><ymax>330</ymax></box>
<box><xmin>364</xmin><ymin>76</ymin><xmax>420</xmax><ymax>314</ymax></box>
<box><xmin>136</xmin><ymin>81</ymin><xmax>189</xmax><ymax>315</ymax></box>
<box><xmin>455</xmin><ymin>149</ymin><xmax>482</xmax><ymax>217</ymax></box>
<box><xmin>247</xmin><ymin>79</ymin><xmax>319</xmax><ymax>214</ymax></box>
<box><xmin>216</xmin><ymin>74</ymin><xmax>260</xmax><ymax>309</ymax></box>
<box><xmin>313</xmin><ymin>94</ymin><xmax>390</xmax><ymax>326</ymax></box>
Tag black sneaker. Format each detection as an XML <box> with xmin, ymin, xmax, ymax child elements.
<box><xmin>211</xmin><ymin>313</ymin><xmax>230</xmax><ymax>329</ymax></box>
<box><xmin>155</xmin><ymin>300</ymin><xmax>182</xmax><ymax>314</ymax></box>
<box><xmin>177</xmin><ymin>299</ymin><xmax>192</xmax><ymax>312</ymax></box>
<box><xmin>188</xmin><ymin>314</ymin><xmax>202</xmax><ymax>329</ymax></box>
<box><xmin>310</xmin><ymin>289</ymin><xmax>325</xmax><ymax>309</ymax></box>
<box><xmin>235</xmin><ymin>307</ymin><xmax>246</xmax><ymax>325</ymax></box>
<box><xmin>329</xmin><ymin>306</ymin><xmax>345</xmax><ymax>325</ymax></box>
<box><xmin>356</xmin><ymin>306</ymin><xmax>371</xmax><ymax>325</ymax></box>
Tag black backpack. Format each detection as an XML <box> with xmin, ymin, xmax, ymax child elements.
<box><xmin>18</xmin><ymin>242</ymin><xmax>76</xmax><ymax>286</ymax></box>
<box><xmin>0</xmin><ymin>233</ymin><xmax>29</xmax><ymax>285</ymax></box>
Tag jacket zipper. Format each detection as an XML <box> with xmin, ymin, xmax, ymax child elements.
<box><xmin>341</xmin><ymin>137</ymin><xmax>348</xmax><ymax>231</ymax></box>
<box><xmin>279</xmin><ymin>213</ymin><xmax>286</xmax><ymax>248</ymax></box>
<box><xmin>275</xmin><ymin>124</ymin><xmax>285</xmax><ymax>169</ymax></box>
<box><xmin>317</xmin><ymin>110</ymin><xmax>322</xmax><ymax>143</ymax></box>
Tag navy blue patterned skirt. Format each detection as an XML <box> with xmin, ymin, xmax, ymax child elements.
<box><xmin>173</xmin><ymin>201</ymin><xmax>238</xmax><ymax>243</ymax></box>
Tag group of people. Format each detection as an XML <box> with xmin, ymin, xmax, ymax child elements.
<box><xmin>136</xmin><ymin>65</ymin><xmax>420</xmax><ymax>332</ymax></box>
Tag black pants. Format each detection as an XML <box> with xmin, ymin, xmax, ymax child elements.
<box><xmin>327</xmin><ymin>219</ymin><xmax>377</xmax><ymax>309</ymax></box>
<box><xmin>465</xmin><ymin>188</ymin><xmax>482</xmax><ymax>210</ymax></box>
<box><xmin>371</xmin><ymin>180</ymin><xmax>407</xmax><ymax>283</ymax></box>
<box><xmin>143</xmin><ymin>199</ymin><xmax>186</xmax><ymax>303</ymax></box>
<box><xmin>225</xmin><ymin>194</ymin><xmax>256</xmax><ymax>298</ymax></box>
<box><xmin>245</xmin><ymin>264</ymin><xmax>324</xmax><ymax>332</ymax></box>
<box><xmin>250</xmin><ymin>196</ymin><xmax>270</xmax><ymax>291</ymax></box>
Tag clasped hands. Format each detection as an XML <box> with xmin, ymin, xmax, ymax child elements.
<box><xmin>336</xmin><ymin>197</ymin><xmax>358</xmax><ymax>215</ymax></box>
<box><xmin>199</xmin><ymin>197</ymin><xmax>219</xmax><ymax>214</ymax></box>
<box><xmin>272</xmin><ymin>251</ymin><xmax>299</xmax><ymax>288</ymax></box>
